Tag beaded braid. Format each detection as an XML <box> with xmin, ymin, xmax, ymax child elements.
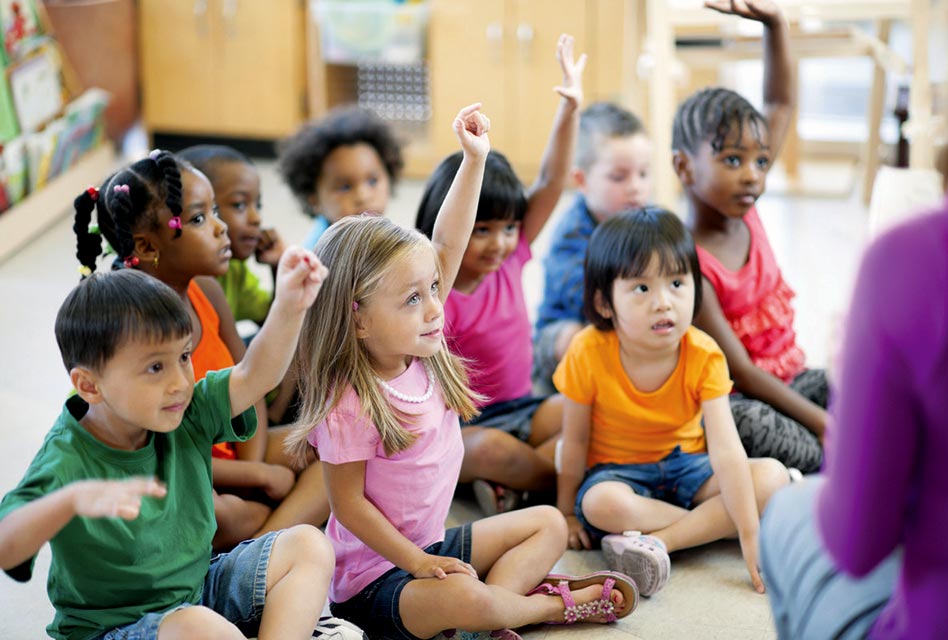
<box><xmin>72</xmin><ymin>187</ymin><xmax>102</xmax><ymax>279</ymax></box>
<box><xmin>672</xmin><ymin>87</ymin><xmax>768</xmax><ymax>155</ymax></box>
<box><xmin>151</xmin><ymin>150</ymin><xmax>184</xmax><ymax>237</ymax></box>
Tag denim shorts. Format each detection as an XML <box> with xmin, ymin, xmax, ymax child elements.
<box><xmin>462</xmin><ymin>395</ymin><xmax>547</xmax><ymax>442</ymax></box>
<box><xmin>98</xmin><ymin>531</ymin><xmax>279</xmax><ymax>640</ymax></box>
<box><xmin>330</xmin><ymin>524</ymin><xmax>473</xmax><ymax>640</ymax></box>
<box><xmin>575</xmin><ymin>446</ymin><xmax>714</xmax><ymax>541</ymax></box>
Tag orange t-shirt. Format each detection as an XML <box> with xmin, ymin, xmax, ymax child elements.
<box><xmin>188</xmin><ymin>280</ymin><xmax>237</xmax><ymax>460</ymax></box>
<box><xmin>553</xmin><ymin>325</ymin><xmax>733</xmax><ymax>466</ymax></box>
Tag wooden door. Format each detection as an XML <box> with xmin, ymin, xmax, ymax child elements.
<box><xmin>217</xmin><ymin>0</ymin><xmax>306</xmax><ymax>137</ymax></box>
<box><xmin>140</xmin><ymin>0</ymin><xmax>217</xmax><ymax>133</ymax></box>
<box><xmin>428</xmin><ymin>0</ymin><xmax>510</xmax><ymax>163</ymax></box>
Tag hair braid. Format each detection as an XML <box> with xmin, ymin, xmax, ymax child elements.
<box><xmin>72</xmin><ymin>189</ymin><xmax>102</xmax><ymax>278</ymax></box>
<box><xmin>154</xmin><ymin>151</ymin><xmax>184</xmax><ymax>238</ymax></box>
<box><xmin>672</xmin><ymin>87</ymin><xmax>767</xmax><ymax>155</ymax></box>
<box><xmin>108</xmin><ymin>181</ymin><xmax>137</xmax><ymax>267</ymax></box>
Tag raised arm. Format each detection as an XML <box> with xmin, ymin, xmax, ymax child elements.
<box><xmin>704</xmin><ymin>0</ymin><xmax>794</xmax><ymax>158</ymax></box>
<box><xmin>0</xmin><ymin>478</ymin><xmax>166</xmax><ymax>571</ymax></box>
<box><xmin>229</xmin><ymin>247</ymin><xmax>326</xmax><ymax>415</ymax></box>
<box><xmin>702</xmin><ymin>394</ymin><xmax>764</xmax><ymax>592</ymax></box>
<box><xmin>522</xmin><ymin>34</ymin><xmax>586</xmax><ymax>244</ymax></box>
<box><xmin>557</xmin><ymin>397</ymin><xmax>593</xmax><ymax>550</ymax></box>
<box><xmin>693</xmin><ymin>278</ymin><xmax>826</xmax><ymax>437</ymax></box>
<box><xmin>431</xmin><ymin>104</ymin><xmax>491</xmax><ymax>299</ymax></box>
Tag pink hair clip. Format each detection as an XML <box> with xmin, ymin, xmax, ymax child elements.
<box><xmin>123</xmin><ymin>256</ymin><xmax>140</xmax><ymax>268</ymax></box>
<box><xmin>168</xmin><ymin>216</ymin><xmax>182</xmax><ymax>231</ymax></box>
<box><xmin>113</xmin><ymin>184</ymin><xmax>130</xmax><ymax>194</ymax></box>
<box><xmin>352</xmin><ymin>301</ymin><xmax>359</xmax><ymax>311</ymax></box>
<box><xmin>86</xmin><ymin>186</ymin><xmax>99</xmax><ymax>201</ymax></box>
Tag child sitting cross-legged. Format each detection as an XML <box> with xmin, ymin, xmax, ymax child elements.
<box><xmin>555</xmin><ymin>207</ymin><xmax>789</xmax><ymax>596</ymax></box>
<box><xmin>0</xmin><ymin>255</ymin><xmax>365</xmax><ymax>639</ymax></box>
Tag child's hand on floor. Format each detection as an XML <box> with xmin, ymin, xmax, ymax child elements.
<box><xmin>255</xmin><ymin>227</ymin><xmax>286</xmax><ymax>266</ymax></box>
<box><xmin>704</xmin><ymin>0</ymin><xmax>783</xmax><ymax>26</ymax></box>
<box><xmin>71</xmin><ymin>477</ymin><xmax>167</xmax><ymax>520</ymax></box>
<box><xmin>453</xmin><ymin>103</ymin><xmax>491</xmax><ymax>160</ymax></box>
<box><xmin>739</xmin><ymin>529</ymin><xmax>766</xmax><ymax>593</ymax></box>
<box><xmin>566</xmin><ymin>514</ymin><xmax>592</xmax><ymax>550</ymax></box>
<box><xmin>411</xmin><ymin>552</ymin><xmax>478</xmax><ymax>580</ymax></box>
<box><xmin>553</xmin><ymin>33</ymin><xmax>586</xmax><ymax>107</ymax></box>
<box><xmin>272</xmin><ymin>246</ymin><xmax>328</xmax><ymax>313</ymax></box>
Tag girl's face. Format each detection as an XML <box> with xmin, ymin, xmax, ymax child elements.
<box><xmin>354</xmin><ymin>245</ymin><xmax>443</xmax><ymax>378</ymax></box>
<box><xmin>212</xmin><ymin>161</ymin><xmax>262</xmax><ymax>261</ymax></box>
<box><xmin>599</xmin><ymin>252</ymin><xmax>695</xmax><ymax>355</ymax></box>
<box><xmin>457</xmin><ymin>219</ymin><xmax>520</xmax><ymax>286</ymax></box>
<box><xmin>153</xmin><ymin>169</ymin><xmax>232</xmax><ymax>279</ymax></box>
<box><xmin>578</xmin><ymin>133</ymin><xmax>652</xmax><ymax>223</ymax></box>
<box><xmin>311</xmin><ymin>143</ymin><xmax>391</xmax><ymax>223</ymax></box>
<box><xmin>687</xmin><ymin>122</ymin><xmax>771</xmax><ymax>219</ymax></box>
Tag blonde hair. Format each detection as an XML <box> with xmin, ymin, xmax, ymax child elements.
<box><xmin>285</xmin><ymin>214</ymin><xmax>480</xmax><ymax>467</ymax></box>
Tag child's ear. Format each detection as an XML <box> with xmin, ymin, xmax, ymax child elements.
<box><xmin>672</xmin><ymin>150</ymin><xmax>694</xmax><ymax>186</ymax></box>
<box><xmin>572</xmin><ymin>167</ymin><xmax>588</xmax><ymax>194</ymax></box>
<box><xmin>133</xmin><ymin>233</ymin><xmax>160</xmax><ymax>267</ymax></box>
<box><xmin>593</xmin><ymin>290</ymin><xmax>612</xmax><ymax>320</ymax></box>
<box><xmin>70</xmin><ymin>367</ymin><xmax>102</xmax><ymax>404</ymax></box>
<box><xmin>352</xmin><ymin>310</ymin><xmax>369</xmax><ymax>339</ymax></box>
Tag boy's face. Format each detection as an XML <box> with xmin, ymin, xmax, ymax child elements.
<box><xmin>310</xmin><ymin>143</ymin><xmax>391</xmax><ymax>224</ymax></box>
<box><xmin>577</xmin><ymin>133</ymin><xmax>652</xmax><ymax>223</ymax></box>
<box><xmin>77</xmin><ymin>335</ymin><xmax>195</xmax><ymax>449</ymax></box>
<box><xmin>212</xmin><ymin>161</ymin><xmax>262</xmax><ymax>261</ymax></box>
<box><xmin>681</xmin><ymin>124</ymin><xmax>772</xmax><ymax>219</ymax></box>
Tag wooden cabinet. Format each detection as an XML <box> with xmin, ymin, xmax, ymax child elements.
<box><xmin>140</xmin><ymin>0</ymin><xmax>306</xmax><ymax>139</ymax></box>
<box><xmin>427</xmin><ymin>0</ymin><xmax>634</xmax><ymax>180</ymax></box>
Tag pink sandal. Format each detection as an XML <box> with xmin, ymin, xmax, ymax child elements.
<box><xmin>439</xmin><ymin>629</ymin><xmax>523</xmax><ymax>639</ymax></box>
<box><xmin>526</xmin><ymin>571</ymin><xmax>639</xmax><ymax>623</ymax></box>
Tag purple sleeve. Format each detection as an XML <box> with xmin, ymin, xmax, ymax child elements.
<box><xmin>816</xmin><ymin>217</ymin><xmax>937</xmax><ymax>576</ymax></box>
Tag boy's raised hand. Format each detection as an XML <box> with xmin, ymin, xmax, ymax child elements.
<box><xmin>72</xmin><ymin>477</ymin><xmax>167</xmax><ymax>520</ymax></box>
<box><xmin>453</xmin><ymin>103</ymin><xmax>491</xmax><ymax>160</ymax></box>
<box><xmin>554</xmin><ymin>33</ymin><xmax>586</xmax><ymax>106</ymax></box>
<box><xmin>704</xmin><ymin>0</ymin><xmax>783</xmax><ymax>25</ymax></box>
<box><xmin>272</xmin><ymin>246</ymin><xmax>328</xmax><ymax>313</ymax></box>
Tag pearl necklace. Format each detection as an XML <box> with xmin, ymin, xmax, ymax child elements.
<box><xmin>377</xmin><ymin>363</ymin><xmax>434</xmax><ymax>404</ymax></box>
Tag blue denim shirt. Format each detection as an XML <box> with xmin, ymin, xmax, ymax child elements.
<box><xmin>535</xmin><ymin>194</ymin><xmax>598</xmax><ymax>331</ymax></box>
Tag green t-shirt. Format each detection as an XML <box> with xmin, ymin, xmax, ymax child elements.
<box><xmin>0</xmin><ymin>368</ymin><xmax>256</xmax><ymax>640</ymax></box>
<box><xmin>218</xmin><ymin>258</ymin><xmax>272</xmax><ymax>325</ymax></box>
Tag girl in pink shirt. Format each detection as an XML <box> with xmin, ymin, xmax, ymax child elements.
<box><xmin>286</xmin><ymin>105</ymin><xmax>637</xmax><ymax>640</ymax></box>
<box><xmin>671</xmin><ymin>0</ymin><xmax>825</xmax><ymax>473</ymax></box>
<box><xmin>415</xmin><ymin>34</ymin><xmax>584</xmax><ymax>516</ymax></box>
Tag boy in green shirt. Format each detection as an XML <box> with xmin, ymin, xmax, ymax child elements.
<box><xmin>0</xmin><ymin>250</ymin><xmax>361</xmax><ymax>639</ymax></box>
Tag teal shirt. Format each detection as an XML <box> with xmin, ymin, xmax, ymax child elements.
<box><xmin>0</xmin><ymin>369</ymin><xmax>256</xmax><ymax>640</ymax></box>
<box><xmin>218</xmin><ymin>258</ymin><xmax>272</xmax><ymax>324</ymax></box>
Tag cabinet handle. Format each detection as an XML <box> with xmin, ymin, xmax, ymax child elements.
<box><xmin>516</xmin><ymin>23</ymin><xmax>533</xmax><ymax>63</ymax></box>
<box><xmin>194</xmin><ymin>0</ymin><xmax>209</xmax><ymax>36</ymax></box>
<box><xmin>486</xmin><ymin>22</ymin><xmax>503</xmax><ymax>65</ymax></box>
<box><xmin>222</xmin><ymin>0</ymin><xmax>238</xmax><ymax>37</ymax></box>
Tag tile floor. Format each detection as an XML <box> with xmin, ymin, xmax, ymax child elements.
<box><xmin>0</xmin><ymin>158</ymin><xmax>871</xmax><ymax>638</ymax></box>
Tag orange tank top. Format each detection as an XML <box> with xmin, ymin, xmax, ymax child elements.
<box><xmin>188</xmin><ymin>280</ymin><xmax>238</xmax><ymax>459</ymax></box>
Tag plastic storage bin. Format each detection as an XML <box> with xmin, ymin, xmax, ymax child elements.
<box><xmin>314</xmin><ymin>0</ymin><xmax>429</xmax><ymax>65</ymax></box>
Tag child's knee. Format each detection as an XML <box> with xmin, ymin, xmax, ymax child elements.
<box><xmin>276</xmin><ymin>524</ymin><xmax>334</xmax><ymax>565</ymax></box>
<box><xmin>529</xmin><ymin>505</ymin><xmax>568</xmax><ymax>540</ymax></box>
<box><xmin>466</xmin><ymin>429</ymin><xmax>527</xmax><ymax>469</ymax></box>
<box><xmin>158</xmin><ymin>606</ymin><xmax>243</xmax><ymax>639</ymax></box>
<box><xmin>751</xmin><ymin>458</ymin><xmax>790</xmax><ymax>508</ymax></box>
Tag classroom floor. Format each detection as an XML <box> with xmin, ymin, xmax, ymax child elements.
<box><xmin>0</xmin><ymin>157</ymin><xmax>870</xmax><ymax>639</ymax></box>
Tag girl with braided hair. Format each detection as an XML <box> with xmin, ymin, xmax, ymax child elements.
<box><xmin>72</xmin><ymin>150</ymin><xmax>330</xmax><ymax>552</ymax></box>
<box><xmin>671</xmin><ymin>0</ymin><xmax>826</xmax><ymax>475</ymax></box>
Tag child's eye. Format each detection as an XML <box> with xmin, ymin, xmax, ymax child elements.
<box><xmin>212</xmin><ymin>205</ymin><xmax>221</xmax><ymax>218</ymax></box>
<box><xmin>608</xmin><ymin>173</ymin><xmax>625</xmax><ymax>183</ymax></box>
<box><xmin>430</xmin><ymin>280</ymin><xmax>440</xmax><ymax>294</ymax></box>
<box><xmin>634</xmin><ymin>284</ymin><xmax>648</xmax><ymax>293</ymax></box>
<box><xmin>256</xmin><ymin>200</ymin><xmax>263</xmax><ymax>210</ymax></box>
<box><xmin>367</xmin><ymin>176</ymin><xmax>379</xmax><ymax>187</ymax></box>
<box><xmin>336</xmin><ymin>183</ymin><xmax>352</xmax><ymax>193</ymax></box>
<box><xmin>472</xmin><ymin>226</ymin><xmax>490</xmax><ymax>236</ymax></box>
<box><xmin>180</xmin><ymin>351</ymin><xmax>192</xmax><ymax>364</ymax></box>
<box><xmin>756</xmin><ymin>157</ymin><xmax>770</xmax><ymax>170</ymax></box>
<box><xmin>407</xmin><ymin>293</ymin><xmax>421</xmax><ymax>306</ymax></box>
<box><xmin>231</xmin><ymin>201</ymin><xmax>246</xmax><ymax>212</ymax></box>
<box><xmin>190</xmin><ymin>214</ymin><xmax>205</xmax><ymax>225</ymax></box>
<box><xmin>672</xmin><ymin>279</ymin><xmax>684</xmax><ymax>288</ymax></box>
<box><xmin>724</xmin><ymin>156</ymin><xmax>741</xmax><ymax>168</ymax></box>
<box><xmin>504</xmin><ymin>223</ymin><xmax>518</xmax><ymax>234</ymax></box>
<box><xmin>147</xmin><ymin>362</ymin><xmax>163</xmax><ymax>374</ymax></box>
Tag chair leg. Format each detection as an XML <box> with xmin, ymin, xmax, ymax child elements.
<box><xmin>863</xmin><ymin>19</ymin><xmax>891</xmax><ymax>206</ymax></box>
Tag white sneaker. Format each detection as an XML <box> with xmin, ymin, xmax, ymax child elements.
<box><xmin>601</xmin><ymin>531</ymin><xmax>671</xmax><ymax>596</ymax></box>
<box><xmin>313</xmin><ymin>616</ymin><xmax>368</xmax><ymax>639</ymax></box>
<box><xmin>788</xmin><ymin>467</ymin><xmax>805</xmax><ymax>483</ymax></box>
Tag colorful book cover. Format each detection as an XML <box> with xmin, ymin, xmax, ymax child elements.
<box><xmin>0</xmin><ymin>56</ymin><xmax>19</xmax><ymax>142</ymax></box>
<box><xmin>1</xmin><ymin>0</ymin><xmax>41</xmax><ymax>62</ymax></box>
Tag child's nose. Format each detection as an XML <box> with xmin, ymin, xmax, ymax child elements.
<box><xmin>213</xmin><ymin>215</ymin><xmax>228</xmax><ymax>235</ymax></box>
<box><xmin>247</xmin><ymin>206</ymin><xmax>262</xmax><ymax>226</ymax></box>
<box><xmin>424</xmin><ymin>294</ymin><xmax>442</xmax><ymax>321</ymax></box>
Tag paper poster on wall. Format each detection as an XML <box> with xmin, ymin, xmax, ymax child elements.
<box><xmin>0</xmin><ymin>0</ymin><xmax>41</xmax><ymax>62</ymax></box>
<box><xmin>8</xmin><ymin>43</ymin><xmax>62</xmax><ymax>133</ymax></box>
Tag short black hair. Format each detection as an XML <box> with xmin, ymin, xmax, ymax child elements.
<box><xmin>672</xmin><ymin>87</ymin><xmax>768</xmax><ymax>154</ymax></box>
<box><xmin>277</xmin><ymin>106</ymin><xmax>404</xmax><ymax>217</ymax></box>
<box><xmin>55</xmin><ymin>270</ymin><xmax>192</xmax><ymax>372</ymax></box>
<box><xmin>583</xmin><ymin>206</ymin><xmax>702</xmax><ymax>331</ymax></box>
<box><xmin>576</xmin><ymin>102</ymin><xmax>645</xmax><ymax>171</ymax></box>
<box><xmin>415</xmin><ymin>150</ymin><xmax>527</xmax><ymax>238</ymax></box>
<box><xmin>178</xmin><ymin>144</ymin><xmax>253</xmax><ymax>184</ymax></box>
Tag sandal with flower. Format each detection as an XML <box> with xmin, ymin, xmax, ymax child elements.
<box><xmin>437</xmin><ymin>629</ymin><xmax>523</xmax><ymax>639</ymax></box>
<box><xmin>526</xmin><ymin>570</ymin><xmax>639</xmax><ymax>623</ymax></box>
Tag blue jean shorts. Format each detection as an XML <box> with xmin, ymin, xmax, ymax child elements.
<box><xmin>575</xmin><ymin>446</ymin><xmax>714</xmax><ymax>541</ymax></box>
<box><xmin>462</xmin><ymin>395</ymin><xmax>547</xmax><ymax>442</ymax></box>
<box><xmin>330</xmin><ymin>524</ymin><xmax>473</xmax><ymax>640</ymax></box>
<box><xmin>98</xmin><ymin>531</ymin><xmax>279</xmax><ymax>640</ymax></box>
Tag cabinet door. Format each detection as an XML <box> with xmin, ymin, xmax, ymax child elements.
<box><xmin>140</xmin><ymin>0</ymin><xmax>218</xmax><ymax>133</ymax></box>
<box><xmin>507</xmin><ymin>0</ymin><xmax>587</xmax><ymax>177</ymax></box>
<box><xmin>428</xmin><ymin>0</ymin><xmax>511</xmax><ymax>162</ymax></box>
<box><xmin>217</xmin><ymin>0</ymin><xmax>305</xmax><ymax>137</ymax></box>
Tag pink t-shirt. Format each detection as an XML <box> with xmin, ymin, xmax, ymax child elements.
<box><xmin>307</xmin><ymin>358</ymin><xmax>464</xmax><ymax>603</ymax></box>
<box><xmin>695</xmin><ymin>207</ymin><xmax>805</xmax><ymax>382</ymax></box>
<box><xmin>444</xmin><ymin>234</ymin><xmax>533</xmax><ymax>406</ymax></box>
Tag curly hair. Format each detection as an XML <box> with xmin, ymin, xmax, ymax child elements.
<box><xmin>277</xmin><ymin>106</ymin><xmax>404</xmax><ymax>217</ymax></box>
<box><xmin>672</xmin><ymin>87</ymin><xmax>768</xmax><ymax>155</ymax></box>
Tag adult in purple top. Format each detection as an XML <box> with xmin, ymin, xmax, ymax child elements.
<box><xmin>760</xmin><ymin>199</ymin><xmax>948</xmax><ymax>639</ymax></box>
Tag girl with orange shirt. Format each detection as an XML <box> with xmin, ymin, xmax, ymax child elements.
<box><xmin>554</xmin><ymin>207</ymin><xmax>789</xmax><ymax>597</ymax></box>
